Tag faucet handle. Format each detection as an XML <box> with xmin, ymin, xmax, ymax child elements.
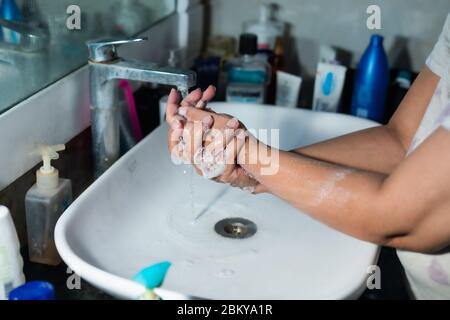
<box><xmin>86</xmin><ymin>37</ymin><xmax>147</xmax><ymax>62</ymax></box>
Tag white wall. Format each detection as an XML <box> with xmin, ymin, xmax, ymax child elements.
<box><xmin>207</xmin><ymin>0</ymin><xmax>450</xmax><ymax>75</ymax></box>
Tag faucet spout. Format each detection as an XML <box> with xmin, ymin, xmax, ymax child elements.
<box><xmin>103</xmin><ymin>59</ymin><xmax>197</xmax><ymax>89</ymax></box>
<box><xmin>87</xmin><ymin>38</ymin><xmax>197</xmax><ymax>177</ymax></box>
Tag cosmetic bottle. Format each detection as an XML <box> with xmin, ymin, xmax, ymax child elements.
<box><xmin>0</xmin><ymin>205</ymin><xmax>25</xmax><ymax>300</ymax></box>
<box><xmin>244</xmin><ymin>3</ymin><xmax>284</xmax><ymax>51</ymax></box>
<box><xmin>351</xmin><ymin>35</ymin><xmax>389</xmax><ymax>122</ymax></box>
<box><xmin>226</xmin><ymin>33</ymin><xmax>270</xmax><ymax>104</ymax></box>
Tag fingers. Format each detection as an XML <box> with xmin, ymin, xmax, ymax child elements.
<box><xmin>181</xmin><ymin>115</ymin><xmax>214</xmax><ymax>163</ymax></box>
<box><xmin>192</xmin><ymin>116</ymin><xmax>213</xmax><ymax>165</ymax></box>
<box><xmin>181</xmin><ymin>88</ymin><xmax>203</xmax><ymax>107</ymax></box>
<box><xmin>221</xmin><ymin>129</ymin><xmax>247</xmax><ymax>177</ymax></box>
<box><xmin>182</xmin><ymin>121</ymin><xmax>194</xmax><ymax>163</ymax></box>
<box><xmin>195</xmin><ymin>85</ymin><xmax>216</xmax><ymax>109</ymax></box>
<box><xmin>194</xmin><ymin>115</ymin><xmax>213</xmax><ymax>152</ymax></box>
<box><xmin>167</xmin><ymin>115</ymin><xmax>185</xmax><ymax>156</ymax></box>
<box><xmin>167</xmin><ymin>86</ymin><xmax>218</xmax><ymax>123</ymax></box>
<box><xmin>178</xmin><ymin>106</ymin><xmax>233</xmax><ymax>133</ymax></box>
<box><xmin>178</xmin><ymin>105</ymin><xmax>212</xmax><ymax>123</ymax></box>
<box><xmin>166</xmin><ymin>88</ymin><xmax>181</xmax><ymax>124</ymax></box>
<box><xmin>207</xmin><ymin>118</ymin><xmax>239</xmax><ymax>157</ymax></box>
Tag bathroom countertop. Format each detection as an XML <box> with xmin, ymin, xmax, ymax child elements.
<box><xmin>22</xmin><ymin>248</ymin><xmax>113</xmax><ymax>300</ymax></box>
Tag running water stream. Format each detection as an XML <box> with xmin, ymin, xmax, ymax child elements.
<box><xmin>178</xmin><ymin>87</ymin><xmax>197</xmax><ymax>221</ymax></box>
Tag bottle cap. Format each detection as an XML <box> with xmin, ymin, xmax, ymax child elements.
<box><xmin>36</xmin><ymin>144</ymin><xmax>65</xmax><ymax>189</ymax></box>
<box><xmin>239</xmin><ymin>33</ymin><xmax>257</xmax><ymax>55</ymax></box>
<box><xmin>396</xmin><ymin>70</ymin><xmax>412</xmax><ymax>88</ymax></box>
<box><xmin>260</xmin><ymin>3</ymin><xmax>272</xmax><ymax>22</ymax></box>
<box><xmin>370</xmin><ymin>34</ymin><xmax>384</xmax><ymax>45</ymax></box>
<box><xmin>8</xmin><ymin>281</ymin><xmax>55</xmax><ymax>300</ymax></box>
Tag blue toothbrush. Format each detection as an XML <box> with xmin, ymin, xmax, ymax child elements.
<box><xmin>132</xmin><ymin>261</ymin><xmax>172</xmax><ymax>300</ymax></box>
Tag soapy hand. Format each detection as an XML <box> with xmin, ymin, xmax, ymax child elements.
<box><xmin>166</xmin><ymin>87</ymin><xmax>262</xmax><ymax>193</ymax></box>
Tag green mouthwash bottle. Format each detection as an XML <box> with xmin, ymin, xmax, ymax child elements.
<box><xmin>226</xmin><ymin>33</ymin><xmax>269</xmax><ymax>104</ymax></box>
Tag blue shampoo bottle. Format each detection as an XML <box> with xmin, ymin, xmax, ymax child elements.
<box><xmin>0</xmin><ymin>0</ymin><xmax>22</xmax><ymax>44</ymax></box>
<box><xmin>351</xmin><ymin>35</ymin><xmax>389</xmax><ymax>123</ymax></box>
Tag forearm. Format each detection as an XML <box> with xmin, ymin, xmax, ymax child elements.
<box><xmin>238</xmin><ymin>133</ymin><xmax>450</xmax><ymax>253</ymax></box>
<box><xmin>292</xmin><ymin>125</ymin><xmax>406</xmax><ymax>175</ymax></box>
<box><xmin>252</xmin><ymin>125</ymin><xmax>406</xmax><ymax>194</ymax></box>
<box><xmin>240</xmin><ymin>139</ymin><xmax>390</xmax><ymax>243</ymax></box>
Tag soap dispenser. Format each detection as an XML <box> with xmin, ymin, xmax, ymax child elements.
<box><xmin>25</xmin><ymin>144</ymin><xmax>72</xmax><ymax>265</ymax></box>
<box><xmin>244</xmin><ymin>3</ymin><xmax>284</xmax><ymax>51</ymax></box>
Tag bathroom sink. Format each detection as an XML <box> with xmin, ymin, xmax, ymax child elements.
<box><xmin>55</xmin><ymin>102</ymin><xmax>380</xmax><ymax>300</ymax></box>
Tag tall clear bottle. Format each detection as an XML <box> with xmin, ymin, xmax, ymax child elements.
<box><xmin>25</xmin><ymin>145</ymin><xmax>72</xmax><ymax>266</ymax></box>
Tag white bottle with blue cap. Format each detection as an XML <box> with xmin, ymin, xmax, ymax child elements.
<box><xmin>0</xmin><ymin>205</ymin><xmax>25</xmax><ymax>300</ymax></box>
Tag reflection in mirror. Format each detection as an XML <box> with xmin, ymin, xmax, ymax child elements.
<box><xmin>0</xmin><ymin>0</ymin><xmax>176</xmax><ymax>114</ymax></box>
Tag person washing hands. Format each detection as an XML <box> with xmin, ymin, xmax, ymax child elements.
<box><xmin>166</xmin><ymin>14</ymin><xmax>450</xmax><ymax>299</ymax></box>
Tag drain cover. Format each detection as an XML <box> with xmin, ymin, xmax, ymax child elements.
<box><xmin>214</xmin><ymin>218</ymin><xmax>257</xmax><ymax>239</ymax></box>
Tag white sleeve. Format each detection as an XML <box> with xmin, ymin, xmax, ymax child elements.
<box><xmin>426</xmin><ymin>13</ymin><xmax>450</xmax><ymax>78</ymax></box>
<box><xmin>441</xmin><ymin>103</ymin><xmax>450</xmax><ymax>131</ymax></box>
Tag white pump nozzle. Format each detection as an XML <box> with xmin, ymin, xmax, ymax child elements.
<box><xmin>38</xmin><ymin>144</ymin><xmax>65</xmax><ymax>173</ymax></box>
<box><xmin>36</xmin><ymin>144</ymin><xmax>65</xmax><ymax>189</ymax></box>
<box><xmin>260</xmin><ymin>3</ymin><xmax>272</xmax><ymax>22</ymax></box>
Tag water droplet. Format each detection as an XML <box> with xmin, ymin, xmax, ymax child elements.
<box><xmin>178</xmin><ymin>87</ymin><xmax>189</xmax><ymax>99</ymax></box>
<box><xmin>216</xmin><ymin>269</ymin><xmax>235</xmax><ymax>278</ymax></box>
<box><xmin>182</xmin><ymin>259</ymin><xmax>195</xmax><ymax>267</ymax></box>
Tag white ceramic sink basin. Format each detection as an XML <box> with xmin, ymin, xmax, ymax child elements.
<box><xmin>55</xmin><ymin>102</ymin><xmax>380</xmax><ymax>300</ymax></box>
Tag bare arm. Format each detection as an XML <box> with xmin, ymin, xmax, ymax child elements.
<box><xmin>233</xmin><ymin>67</ymin><xmax>449</xmax><ymax>253</ymax></box>
<box><xmin>292</xmin><ymin>67</ymin><xmax>439</xmax><ymax>174</ymax></box>
<box><xmin>175</xmin><ymin>67</ymin><xmax>449</xmax><ymax>253</ymax></box>
<box><xmin>238</xmin><ymin>126</ymin><xmax>450</xmax><ymax>253</ymax></box>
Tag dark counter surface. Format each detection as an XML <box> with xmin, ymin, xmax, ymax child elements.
<box><xmin>22</xmin><ymin>248</ymin><xmax>113</xmax><ymax>300</ymax></box>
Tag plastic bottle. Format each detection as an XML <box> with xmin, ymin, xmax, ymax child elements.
<box><xmin>0</xmin><ymin>205</ymin><xmax>25</xmax><ymax>300</ymax></box>
<box><xmin>351</xmin><ymin>35</ymin><xmax>389</xmax><ymax>123</ymax></box>
<box><xmin>226</xmin><ymin>33</ymin><xmax>270</xmax><ymax>104</ymax></box>
<box><xmin>8</xmin><ymin>281</ymin><xmax>55</xmax><ymax>300</ymax></box>
<box><xmin>25</xmin><ymin>144</ymin><xmax>72</xmax><ymax>266</ymax></box>
<box><xmin>244</xmin><ymin>3</ymin><xmax>284</xmax><ymax>51</ymax></box>
<box><xmin>0</xmin><ymin>0</ymin><xmax>22</xmax><ymax>44</ymax></box>
<box><xmin>267</xmin><ymin>36</ymin><xmax>285</xmax><ymax>104</ymax></box>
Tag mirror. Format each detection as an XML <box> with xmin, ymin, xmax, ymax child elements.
<box><xmin>0</xmin><ymin>0</ymin><xmax>176</xmax><ymax>114</ymax></box>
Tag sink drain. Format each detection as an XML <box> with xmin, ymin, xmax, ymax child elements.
<box><xmin>214</xmin><ymin>218</ymin><xmax>257</xmax><ymax>239</ymax></box>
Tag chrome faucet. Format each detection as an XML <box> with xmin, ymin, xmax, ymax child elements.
<box><xmin>86</xmin><ymin>38</ymin><xmax>196</xmax><ymax>177</ymax></box>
